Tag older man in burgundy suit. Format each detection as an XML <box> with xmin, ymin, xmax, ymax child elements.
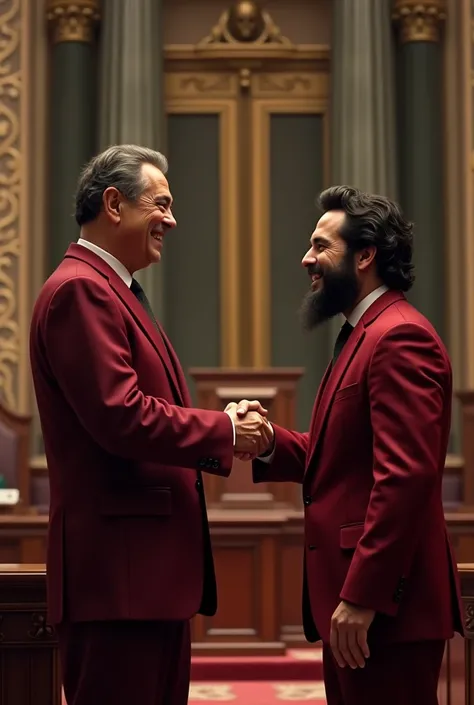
<box><xmin>237</xmin><ymin>186</ymin><xmax>463</xmax><ymax>705</ymax></box>
<box><xmin>29</xmin><ymin>145</ymin><xmax>272</xmax><ymax>705</ymax></box>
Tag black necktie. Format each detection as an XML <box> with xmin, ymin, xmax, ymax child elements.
<box><xmin>333</xmin><ymin>321</ymin><xmax>353</xmax><ymax>362</ymax></box>
<box><xmin>130</xmin><ymin>278</ymin><xmax>159</xmax><ymax>329</ymax></box>
<box><xmin>131</xmin><ymin>278</ymin><xmax>183</xmax><ymax>405</ymax></box>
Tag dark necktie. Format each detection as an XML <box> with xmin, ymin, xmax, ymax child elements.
<box><xmin>333</xmin><ymin>321</ymin><xmax>353</xmax><ymax>362</ymax></box>
<box><xmin>130</xmin><ymin>278</ymin><xmax>159</xmax><ymax>330</ymax></box>
<box><xmin>131</xmin><ymin>278</ymin><xmax>183</xmax><ymax>405</ymax></box>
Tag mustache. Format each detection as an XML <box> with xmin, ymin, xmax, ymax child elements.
<box><xmin>307</xmin><ymin>263</ymin><xmax>323</xmax><ymax>277</ymax></box>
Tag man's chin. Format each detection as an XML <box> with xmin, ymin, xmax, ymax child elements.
<box><xmin>299</xmin><ymin>291</ymin><xmax>345</xmax><ymax>330</ymax></box>
<box><xmin>147</xmin><ymin>247</ymin><xmax>162</xmax><ymax>264</ymax></box>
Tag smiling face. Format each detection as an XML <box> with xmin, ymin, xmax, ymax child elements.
<box><xmin>102</xmin><ymin>163</ymin><xmax>177</xmax><ymax>274</ymax></box>
<box><xmin>299</xmin><ymin>210</ymin><xmax>361</xmax><ymax>329</ymax></box>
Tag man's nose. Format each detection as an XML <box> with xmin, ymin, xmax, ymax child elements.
<box><xmin>163</xmin><ymin>212</ymin><xmax>177</xmax><ymax>229</ymax></box>
<box><xmin>302</xmin><ymin>249</ymin><xmax>316</xmax><ymax>268</ymax></box>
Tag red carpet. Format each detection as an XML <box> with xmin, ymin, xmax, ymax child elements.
<box><xmin>191</xmin><ymin>648</ymin><xmax>323</xmax><ymax>681</ymax></box>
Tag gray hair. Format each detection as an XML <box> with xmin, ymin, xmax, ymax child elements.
<box><xmin>75</xmin><ymin>144</ymin><xmax>168</xmax><ymax>226</ymax></box>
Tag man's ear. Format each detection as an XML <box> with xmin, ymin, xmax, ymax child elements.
<box><xmin>356</xmin><ymin>246</ymin><xmax>376</xmax><ymax>272</ymax></box>
<box><xmin>103</xmin><ymin>187</ymin><xmax>122</xmax><ymax>224</ymax></box>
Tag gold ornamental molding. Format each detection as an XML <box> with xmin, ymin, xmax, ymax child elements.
<box><xmin>0</xmin><ymin>0</ymin><xmax>30</xmax><ymax>413</ymax></box>
<box><xmin>164</xmin><ymin>1</ymin><xmax>329</xmax><ymax>74</ymax></box>
<box><xmin>392</xmin><ymin>0</ymin><xmax>446</xmax><ymax>43</ymax></box>
<box><xmin>46</xmin><ymin>0</ymin><xmax>100</xmax><ymax>44</ymax></box>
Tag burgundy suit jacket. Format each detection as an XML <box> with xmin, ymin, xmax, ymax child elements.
<box><xmin>254</xmin><ymin>290</ymin><xmax>463</xmax><ymax>644</ymax></box>
<box><xmin>30</xmin><ymin>244</ymin><xmax>234</xmax><ymax>625</ymax></box>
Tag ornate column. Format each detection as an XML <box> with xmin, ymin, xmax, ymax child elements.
<box><xmin>392</xmin><ymin>0</ymin><xmax>446</xmax><ymax>338</ymax></box>
<box><xmin>98</xmin><ymin>0</ymin><xmax>165</xmax><ymax>318</ymax></box>
<box><xmin>330</xmin><ymin>0</ymin><xmax>398</xmax><ymax>351</ymax></box>
<box><xmin>332</xmin><ymin>0</ymin><xmax>397</xmax><ymax>196</ymax></box>
<box><xmin>46</xmin><ymin>0</ymin><xmax>100</xmax><ymax>272</ymax></box>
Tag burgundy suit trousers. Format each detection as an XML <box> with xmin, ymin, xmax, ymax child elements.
<box><xmin>322</xmin><ymin>640</ymin><xmax>445</xmax><ymax>705</ymax></box>
<box><xmin>57</xmin><ymin>619</ymin><xmax>190</xmax><ymax>705</ymax></box>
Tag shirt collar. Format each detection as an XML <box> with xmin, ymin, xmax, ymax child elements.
<box><xmin>346</xmin><ymin>285</ymin><xmax>389</xmax><ymax>327</ymax></box>
<box><xmin>77</xmin><ymin>238</ymin><xmax>133</xmax><ymax>288</ymax></box>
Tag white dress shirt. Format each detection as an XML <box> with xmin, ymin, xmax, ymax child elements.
<box><xmin>346</xmin><ymin>285</ymin><xmax>388</xmax><ymax>327</ymax></box>
<box><xmin>77</xmin><ymin>238</ymin><xmax>133</xmax><ymax>287</ymax></box>
<box><xmin>260</xmin><ymin>285</ymin><xmax>389</xmax><ymax>463</ymax></box>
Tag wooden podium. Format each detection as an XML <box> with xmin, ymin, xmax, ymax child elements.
<box><xmin>189</xmin><ymin>368</ymin><xmax>305</xmax><ymax>654</ymax></box>
<box><xmin>189</xmin><ymin>368</ymin><xmax>304</xmax><ymax>511</ymax></box>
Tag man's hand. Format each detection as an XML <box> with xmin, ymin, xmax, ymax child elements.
<box><xmin>330</xmin><ymin>600</ymin><xmax>375</xmax><ymax>669</ymax></box>
<box><xmin>225</xmin><ymin>400</ymin><xmax>273</xmax><ymax>458</ymax></box>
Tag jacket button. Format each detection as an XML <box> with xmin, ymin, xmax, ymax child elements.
<box><xmin>195</xmin><ymin>479</ymin><xmax>202</xmax><ymax>491</ymax></box>
<box><xmin>198</xmin><ymin>459</ymin><xmax>206</xmax><ymax>468</ymax></box>
<box><xmin>212</xmin><ymin>460</ymin><xmax>220</xmax><ymax>470</ymax></box>
<box><xmin>303</xmin><ymin>495</ymin><xmax>312</xmax><ymax>506</ymax></box>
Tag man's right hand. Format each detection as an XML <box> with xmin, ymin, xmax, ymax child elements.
<box><xmin>225</xmin><ymin>402</ymin><xmax>273</xmax><ymax>456</ymax></box>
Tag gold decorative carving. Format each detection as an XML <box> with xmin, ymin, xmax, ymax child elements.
<box><xmin>252</xmin><ymin>72</ymin><xmax>329</xmax><ymax>100</ymax></box>
<box><xmin>392</xmin><ymin>0</ymin><xmax>446</xmax><ymax>43</ymax></box>
<box><xmin>46</xmin><ymin>0</ymin><xmax>100</xmax><ymax>44</ymax></box>
<box><xmin>199</xmin><ymin>1</ymin><xmax>291</xmax><ymax>47</ymax></box>
<box><xmin>0</xmin><ymin>0</ymin><xmax>23</xmax><ymax>411</ymax></box>
<box><xmin>464</xmin><ymin>598</ymin><xmax>474</xmax><ymax>636</ymax></box>
<box><xmin>165</xmin><ymin>73</ymin><xmax>238</xmax><ymax>100</ymax></box>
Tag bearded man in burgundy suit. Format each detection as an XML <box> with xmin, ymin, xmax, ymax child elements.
<box><xmin>29</xmin><ymin>145</ymin><xmax>272</xmax><ymax>705</ymax></box>
<box><xmin>237</xmin><ymin>186</ymin><xmax>463</xmax><ymax>705</ymax></box>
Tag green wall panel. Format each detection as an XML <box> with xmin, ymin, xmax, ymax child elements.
<box><xmin>165</xmin><ymin>114</ymin><xmax>220</xmax><ymax>399</ymax></box>
<box><xmin>49</xmin><ymin>42</ymin><xmax>98</xmax><ymax>272</ymax></box>
<box><xmin>270</xmin><ymin>113</ymin><xmax>331</xmax><ymax>430</ymax></box>
<box><xmin>396</xmin><ymin>42</ymin><xmax>444</xmax><ymax>340</ymax></box>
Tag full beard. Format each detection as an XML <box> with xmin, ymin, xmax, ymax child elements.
<box><xmin>300</xmin><ymin>253</ymin><xmax>360</xmax><ymax>330</ymax></box>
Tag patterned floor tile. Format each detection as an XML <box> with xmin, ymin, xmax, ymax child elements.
<box><xmin>273</xmin><ymin>682</ymin><xmax>326</xmax><ymax>700</ymax></box>
<box><xmin>188</xmin><ymin>683</ymin><xmax>237</xmax><ymax>700</ymax></box>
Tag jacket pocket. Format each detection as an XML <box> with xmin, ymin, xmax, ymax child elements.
<box><xmin>334</xmin><ymin>383</ymin><xmax>360</xmax><ymax>402</ymax></box>
<box><xmin>340</xmin><ymin>522</ymin><xmax>364</xmax><ymax>549</ymax></box>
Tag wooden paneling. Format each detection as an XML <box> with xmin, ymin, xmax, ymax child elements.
<box><xmin>280</xmin><ymin>512</ymin><xmax>306</xmax><ymax>645</ymax></box>
<box><xmin>0</xmin><ymin>565</ymin><xmax>61</xmax><ymax>705</ymax></box>
<box><xmin>192</xmin><ymin>510</ymin><xmax>286</xmax><ymax>655</ymax></box>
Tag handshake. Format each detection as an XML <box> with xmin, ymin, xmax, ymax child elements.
<box><xmin>225</xmin><ymin>399</ymin><xmax>274</xmax><ymax>462</ymax></box>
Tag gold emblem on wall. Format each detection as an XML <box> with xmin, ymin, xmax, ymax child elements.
<box><xmin>199</xmin><ymin>0</ymin><xmax>291</xmax><ymax>47</ymax></box>
<box><xmin>46</xmin><ymin>0</ymin><xmax>100</xmax><ymax>44</ymax></box>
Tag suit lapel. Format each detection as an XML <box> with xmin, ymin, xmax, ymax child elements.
<box><xmin>305</xmin><ymin>289</ymin><xmax>406</xmax><ymax>469</ymax></box>
<box><xmin>307</xmin><ymin>324</ymin><xmax>366</xmax><ymax>466</ymax></box>
<box><xmin>65</xmin><ymin>245</ymin><xmax>185</xmax><ymax>406</ymax></box>
<box><xmin>157</xmin><ymin>326</ymin><xmax>192</xmax><ymax>406</ymax></box>
<box><xmin>109</xmin><ymin>279</ymin><xmax>185</xmax><ymax>405</ymax></box>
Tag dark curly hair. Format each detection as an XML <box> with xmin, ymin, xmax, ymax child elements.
<box><xmin>318</xmin><ymin>186</ymin><xmax>415</xmax><ymax>292</ymax></box>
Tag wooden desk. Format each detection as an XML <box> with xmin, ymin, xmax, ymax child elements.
<box><xmin>0</xmin><ymin>564</ymin><xmax>61</xmax><ymax>705</ymax></box>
